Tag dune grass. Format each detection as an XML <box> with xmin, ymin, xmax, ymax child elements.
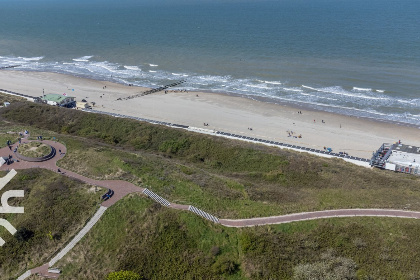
<box><xmin>0</xmin><ymin>92</ymin><xmax>25</xmax><ymax>105</ymax></box>
<box><xmin>1</xmin><ymin>102</ymin><xmax>419</xmax><ymax>219</ymax></box>
<box><xmin>18</xmin><ymin>142</ymin><xmax>51</xmax><ymax>158</ymax></box>
<box><xmin>0</xmin><ymin>168</ymin><xmax>101</xmax><ymax>279</ymax></box>
<box><xmin>51</xmin><ymin>133</ymin><xmax>420</xmax><ymax>219</ymax></box>
<box><xmin>1</xmin><ymin>102</ymin><xmax>420</xmax><ymax>278</ymax></box>
<box><xmin>55</xmin><ymin>194</ymin><xmax>420</xmax><ymax>279</ymax></box>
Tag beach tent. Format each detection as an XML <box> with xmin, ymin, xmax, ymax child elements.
<box><xmin>0</xmin><ymin>157</ymin><xmax>6</xmax><ymax>167</ymax></box>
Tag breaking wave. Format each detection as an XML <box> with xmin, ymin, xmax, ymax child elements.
<box><xmin>0</xmin><ymin>55</ymin><xmax>418</xmax><ymax>126</ymax></box>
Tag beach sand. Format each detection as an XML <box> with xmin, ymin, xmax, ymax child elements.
<box><xmin>1</xmin><ymin>70</ymin><xmax>419</xmax><ymax>159</ymax></box>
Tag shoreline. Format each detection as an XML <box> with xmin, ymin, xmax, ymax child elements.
<box><xmin>200</xmin><ymin>89</ymin><xmax>420</xmax><ymax>130</ymax></box>
<box><xmin>1</xmin><ymin>70</ymin><xmax>419</xmax><ymax>159</ymax></box>
<box><xmin>7</xmin><ymin>68</ymin><xmax>420</xmax><ymax>130</ymax></box>
<box><xmin>9</xmin><ymin>68</ymin><xmax>420</xmax><ymax>130</ymax></box>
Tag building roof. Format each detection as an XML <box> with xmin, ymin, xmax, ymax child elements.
<box><xmin>388</xmin><ymin>144</ymin><xmax>420</xmax><ymax>169</ymax></box>
<box><xmin>42</xmin><ymin>94</ymin><xmax>75</xmax><ymax>103</ymax></box>
<box><xmin>392</xmin><ymin>144</ymin><xmax>420</xmax><ymax>154</ymax></box>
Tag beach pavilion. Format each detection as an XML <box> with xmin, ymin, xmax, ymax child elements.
<box><xmin>41</xmin><ymin>93</ymin><xmax>76</xmax><ymax>108</ymax></box>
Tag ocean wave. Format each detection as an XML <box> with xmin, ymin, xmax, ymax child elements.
<box><xmin>149</xmin><ymin>64</ymin><xmax>158</xmax><ymax>67</ymax></box>
<box><xmin>73</xmin><ymin>56</ymin><xmax>93</xmax><ymax>62</ymax></box>
<box><xmin>302</xmin><ymin>85</ymin><xmax>387</xmax><ymax>101</ymax></box>
<box><xmin>257</xmin><ymin>79</ymin><xmax>282</xmax><ymax>85</ymax></box>
<box><xmin>283</xmin><ymin>87</ymin><xmax>302</xmax><ymax>92</ymax></box>
<box><xmin>353</xmin><ymin>87</ymin><xmax>372</xmax><ymax>91</ymax></box>
<box><xmin>1</xmin><ymin>54</ymin><xmax>418</xmax><ymax>126</ymax></box>
<box><xmin>18</xmin><ymin>56</ymin><xmax>44</xmax><ymax>61</ymax></box>
<box><xmin>246</xmin><ymin>84</ymin><xmax>269</xmax><ymax>89</ymax></box>
<box><xmin>124</xmin><ymin>65</ymin><xmax>140</xmax><ymax>71</ymax></box>
<box><xmin>92</xmin><ymin>62</ymin><xmax>119</xmax><ymax>73</ymax></box>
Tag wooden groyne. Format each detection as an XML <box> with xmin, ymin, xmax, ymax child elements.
<box><xmin>118</xmin><ymin>80</ymin><xmax>186</xmax><ymax>100</ymax></box>
<box><xmin>0</xmin><ymin>65</ymin><xmax>21</xmax><ymax>70</ymax></box>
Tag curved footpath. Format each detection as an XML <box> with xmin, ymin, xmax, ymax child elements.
<box><xmin>0</xmin><ymin>135</ymin><xmax>418</xmax><ymax>279</ymax></box>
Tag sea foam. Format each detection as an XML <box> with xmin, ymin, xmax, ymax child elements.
<box><xmin>73</xmin><ymin>56</ymin><xmax>93</xmax><ymax>62</ymax></box>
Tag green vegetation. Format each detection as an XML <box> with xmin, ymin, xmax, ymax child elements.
<box><xmin>0</xmin><ymin>92</ymin><xmax>25</xmax><ymax>105</ymax></box>
<box><xmin>1</xmin><ymin>101</ymin><xmax>420</xmax><ymax>279</ymax></box>
<box><xmin>1</xmin><ymin>102</ymin><xmax>419</xmax><ymax>219</ymax></box>
<box><xmin>0</xmin><ymin>169</ymin><xmax>101</xmax><ymax>279</ymax></box>
<box><xmin>57</xmin><ymin>195</ymin><xmax>242</xmax><ymax>279</ymax></box>
<box><xmin>18</xmin><ymin>141</ymin><xmax>51</xmax><ymax>158</ymax></box>
<box><xmin>106</xmin><ymin>271</ymin><xmax>143</xmax><ymax>280</ymax></box>
<box><xmin>56</xmin><ymin>195</ymin><xmax>420</xmax><ymax>279</ymax></box>
<box><xmin>53</xmin><ymin>134</ymin><xmax>420</xmax><ymax>220</ymax></box>
<box><xmin>0</xmin><ymin>126</ymin><xmax>20</xmax><ymax>149</ymax></box>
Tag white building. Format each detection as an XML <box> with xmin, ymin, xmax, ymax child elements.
<box><xmin>371</xmin><ymin>143</ymin><xmax>420</xmax><ymax>176</ymax></box>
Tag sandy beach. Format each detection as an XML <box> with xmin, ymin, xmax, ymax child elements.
<box><xmin>1</xmin><ymin>70</ymin><xmax>419</xmax><ymax>159</ymax></box>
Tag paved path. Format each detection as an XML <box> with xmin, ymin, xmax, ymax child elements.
<box><xmin>2</xmin><ymin>133</ymin><xmax>419</xmax><ymax>279</ymax></box>
<box><xmin>220</xmin><ymin>209</ymin><xmax>420</xmax><ymax>227</ymax></box>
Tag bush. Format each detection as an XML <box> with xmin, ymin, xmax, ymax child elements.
<box><xmin>211</xmin><ymin>256</ymin><xmax>239</xmax><ymax>275</ymax></box>
<box><xmin>15</xmin><ymin>227</ymin><xmax>34</xmax><ymax>242</ymax></box>
<box><xmin>293</xmin><ymin>250</ymin><xmax>357</xmax><ymax>280</ymax></box>
<box><xmin>106</xmin><ymin>271</ymin><xmax>142</xmax><ymax>280</ymax></box>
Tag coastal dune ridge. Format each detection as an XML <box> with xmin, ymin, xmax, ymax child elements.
<box><xmin>1</xmin><ymin>70</ymin><xmax>419</xmax><ymax>160</ymax></box>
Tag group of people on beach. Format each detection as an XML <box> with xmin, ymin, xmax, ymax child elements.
<box><xmin>287</xmin><ymin>130</ymin><xmax>302</xmax><ymax>138</ymax></box>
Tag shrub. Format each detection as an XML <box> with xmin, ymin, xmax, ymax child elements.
<box><xmin>106</xmin><ymin>271</ymin><xmax>142</xmax><ymax>280</ymax></box>
<box><xmin>15</xmin><ymin>227</ymin><xmax>34</xmax><ymax>242</ymax></box>
<box><xmin>293</xmin><ymin>250</ymin><xmax>357</xmax><ymax>280</ymax></box>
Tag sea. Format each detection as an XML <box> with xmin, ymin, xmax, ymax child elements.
<box><xmin>0</xmin><ymin>0</ymin><xmax>419</xmax><ymax>126</ymax></box>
